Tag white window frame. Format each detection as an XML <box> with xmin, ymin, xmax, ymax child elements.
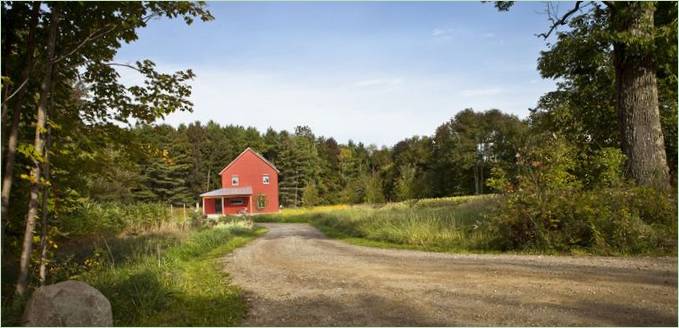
<box><xmin>230</xmin><ymin>199</ymin><xmax>244</xmax><ymax>205</ymax></box>
<box><xmin>262</xmin><ymin>175</ymin><xmax>270</xmax><ymax>185</ymax></box>
<box><xmin>231</xmin><ymin>175</ymin><xmax>239</xmax><ymax>186</ymax></box>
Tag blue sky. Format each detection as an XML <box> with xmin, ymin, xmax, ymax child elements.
<box><xmin>115</xmin><ymin>1</ymin><xmax>564</xmax><ymax>147</ymax></box>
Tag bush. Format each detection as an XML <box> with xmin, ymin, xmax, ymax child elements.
<box><xmin>488</xmin><ymin>187</ymin><xmax>677</xmax><ymax>255</ymax></box>
<box><xmin>486</xmin><ymin>134</ymin><xmax>677</xmax><ymax>255</ymax></box>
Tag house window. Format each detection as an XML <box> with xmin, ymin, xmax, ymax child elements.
<box><xmin>231</xmin><ymin>175</ymin><xmax>239</xmax><ymax>186</ymax></box>
<box><xmin>262</xmin><ymin>175</ymin><xmax>270</xmax><ymax>184</ymax></box>
<box><xmin>230</xmin><ymin>199</ymin><xmax>244</xmax><ymax>205</ymax></box>
<box><xmin>257</xmin><ymin>194</ymin><xmax>266</xmax><ymax>209</ymax></box>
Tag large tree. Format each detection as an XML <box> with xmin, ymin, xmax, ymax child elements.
<box><xmin>2</xmin><ymin>1</ymin><xmax>213</xmax><ymax>296</ymax></box>
<box><xmin>497</xmin><ymin>1</ymin><xmax>675</xmax><ymax>190</ymax></box>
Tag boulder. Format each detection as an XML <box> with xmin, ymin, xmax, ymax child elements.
<box><xmin>22</xmin><ymin>280</ymin><xmax>113</xmax><ymax>327</ymax></box>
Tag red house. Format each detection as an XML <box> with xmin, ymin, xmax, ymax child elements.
<box><xmin>200</xmin><ymin>148</ymin><xmax>279</xmax><ymax>216</ymax></box>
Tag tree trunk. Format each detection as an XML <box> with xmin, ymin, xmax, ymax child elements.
<box><xmin>16</xmin><ymin>5</ymin><xmax>60</xmax><ymax>296</ymax></box>
<box><xmin>38</xmin><ymin>126</ymin><xmax>52</xmax><ymax>286</ymax></box>
<box><xmin>1</xmin><ymin>1</ymin><xmax>41</xmax><ymax>229</ymax></box>
<box><xmin>473</xmin><ymin>161</ymin><xmax>480</xmax><ymax>195</ymax></box>
<box><xmin>611</xmin><ymin>2</ymin><xmax>670</xmax><ymax>190</ymax></box>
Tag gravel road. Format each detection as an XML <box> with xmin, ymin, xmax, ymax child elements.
<box><xmin>223</xmin><ymin>223</ymin><xmax>677</xmax><ymax>326</ymax></box>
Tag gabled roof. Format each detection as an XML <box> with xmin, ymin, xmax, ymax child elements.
<box><xmin>218</xmin><ymin>147</ymin><xmax>280</xmax><ymax>175</ymax></box>
<box><xmin>200</xmin><ymin>186</ymin><xmax>253</xmax><ymax>197</ymax></box>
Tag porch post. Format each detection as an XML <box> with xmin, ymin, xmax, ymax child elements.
<box><xmin>221</xmin><ymin>197</ymin><xmax>225</xmax><ymax>215</ymax></box>
<box><xmin>202</xmin><ymin>197</ymin><xmax>205</xmax><ymax>215</ymax></box>
<box><xmin>249</xmin><ymin>195</ymin><xmax>253</xmax><ymax>214</ymax></box>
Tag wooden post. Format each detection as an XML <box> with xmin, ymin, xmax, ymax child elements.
<box><xmin>202</xmin><ymin>198</ymin><xmax>205</xmax><ymax>215</ymax></box>
<box><xmin>249</xmin><ymin>195</ymin><xmax>253</xmax><ymax>214</ymax></box>
<box><xmin>221</xmin><ymin>197</ymin><xmax>225</xmax><ymax>215</ymax></box>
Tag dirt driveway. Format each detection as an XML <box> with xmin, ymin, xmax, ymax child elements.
<box><xmin>223</xmin><ymin>223</ymin><xmax>677</xmax><ymax>326</ymax></box>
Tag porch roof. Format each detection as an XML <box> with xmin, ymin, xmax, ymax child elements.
<box><xmin>200</xmin><ymin>186</ymin><xmax>253</xmax><ymax>197</ymax></box>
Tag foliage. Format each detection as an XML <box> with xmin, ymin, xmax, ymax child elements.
<box><xmin>302</xmin><ymin>182</ymin><xmax>320</xmax><ymax>207</ymax></box>
<box><xmin>531</xmin><ymin>1</ymin><xmax>677</xmax><ymax>183</ymax></box>
<box><xmin>486</xmin><ymin>135</ymin><xmax>677</xmax><ymax>255</ymax></box>
<box><xmin>488</xmin><ymin>186</ymin><xmax>677</xmax><ymax>255</ymax></box>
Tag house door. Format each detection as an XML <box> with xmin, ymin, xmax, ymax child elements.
<box><xmin>215</xmin><ymin>198</ymin><xmax>223</xmax><ymax>214</ymax></box>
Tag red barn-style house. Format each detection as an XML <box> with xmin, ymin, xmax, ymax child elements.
<box><xmin>200</xmin><ymin>148</ymin><xmax>279</xmax><ymax>216</ymax></box>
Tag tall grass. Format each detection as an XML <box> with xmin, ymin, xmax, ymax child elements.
<box><xmin>61</xmin><ymin>200</ymin><xmax>195</xmax><ymax>238</ymax></box>
<box><xmin>2</xmin><ymin>199</ymin><xmax>260</xmax><ymax>327</ymax></box>
<box><xmin>261</xmin><ymin>195</ymin><xmax>500</xmax><ymax>252</ymax></box>
<box><xmin>263</xmin><ymin>190</ymin><xmax>676</xmax><ymax>256</ymax></box>
<box><xmin>75</xmin><ymin>221</ymin><xmax>264</xmax><ymax>326</ymax></box>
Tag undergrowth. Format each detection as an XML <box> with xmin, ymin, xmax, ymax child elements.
<box><xmin>2</xmin><ymin>222</ymin><xmax>265</xmax><ymax>326</ymax></box>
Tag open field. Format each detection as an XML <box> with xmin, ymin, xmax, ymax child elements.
<box><xmin>256</xmin><ymin>195</ymin><xmax>500</xmax><ymax>251</ymax></box>
<box><xmin>225</xmin><ymin>223</ymin><xmax>678</xmax><ymax>326</ymax></box>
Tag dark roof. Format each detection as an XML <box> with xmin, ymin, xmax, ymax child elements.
<box><xmin>219</xmin><ymin>147</ymin><xmax>280</xmax><ymax>175</ymax></box>
<box><xmin>200</xmin><ymin>186</ymin><xmax>253</xmax><ymax>197</ymax></box>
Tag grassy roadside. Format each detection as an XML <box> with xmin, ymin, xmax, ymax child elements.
<box><xmin>256</xmin><ymin>193</ymin><xmax>676</xmax><ymax>256</ymax></box>
<box><xmin>257</xmin><ymin>195</ymin><xmax>501</xmax><ymax>254</ymax></box>
<box><xmin>75</xmin><ymin>223</ymin><xmax>266</xmax><ymax>326</ymax></box>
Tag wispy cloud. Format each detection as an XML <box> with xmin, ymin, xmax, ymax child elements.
<box><xmin>482</xmin><ymin>32</ymin><xmax>496</xmax><ymax>38</ymax></box>
<box><xmin>460</xmin><ymin>87</ymin><xmax>505</xmax><ymax>97</ymax></box>
<box><xmin>117</xmin><ymin>63</ymin><xmax>553</xmax><ymax>146</ymax></box>
<box><xmin>431</xmin><ymin>27</ymin><xmax>456</xmax><ymax>38</ymax></box>
<box><xmin>354</xmin><ymin>78</ymin><xmax>403</xmax><ymax>87</ymax></box>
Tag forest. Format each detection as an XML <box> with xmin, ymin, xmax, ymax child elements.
<box><xmin>1</xmin><ymin>1</ymin><xmax>677</xmax><ymax>324</ymax></box>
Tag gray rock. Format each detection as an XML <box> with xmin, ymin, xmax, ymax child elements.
<box><xmin>22</xmin><ymin>280</ymin><xmax>112</xmax><ymax>327</ymax></box>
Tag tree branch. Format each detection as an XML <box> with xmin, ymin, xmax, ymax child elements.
<box><xmin>1</xmin><ymin>78</ymin><xmax>30</xmax><ymax>106</ymax></box>
<box><xmin>51</xmin><ymin>24</ymin><xmax>118</xmax><ymax>64</ymax></box>
<box><xmin>537</xmin><ymin>1</ymin><xmax>583</xmax><ymax>39</ymax></box>
<box><xmin>52</xmin><ymin>14</ymin><xmax>157</xmax><ymax>65</ymax></box>
<box><xmin>102</xmin><ymin>62</ymin><xmax>142</xmax><ymax>73</ymax></box>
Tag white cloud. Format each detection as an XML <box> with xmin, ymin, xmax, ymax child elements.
<box><xmin>115</xmin><ymin>64</ymin><xmax>553</xmax><ymax>146</ymax></box>
<box><xmin>431</xmin><ymin>27</ymin><xmax>455</xmax><ymax>38</ymax></box>
<box><xmin>483</xmin><ymin>32</ymin><xmax>496</xmax><ymax>38</ymax></box>
<box><xmin>460</xmin><ymin>87</ymin><xmax>504</xmax><ymax>97</ymax></box>
<box><xmin>353</xmin><ymin>78</ymin><xmax>403</xmax><ymax>87</ymax></box>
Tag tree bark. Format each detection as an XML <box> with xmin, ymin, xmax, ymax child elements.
<box><xmin>16</xmin><ymin>4</ymin><xmax>60</xmax><ymax>296</ymax></box>
<box><xmin>38</xmin><ymin>126</ymin><xmax>52</xmax><ymax>286</ymax></box>
<box><xmin>1</xmin><ymin>1</ymin><xmax>41</xmax><ymax>229</ymax></box>
<box><xmin>611</xmin><ymin>2</ymin><xmax>670</xmax><ymax>190</ymax></box>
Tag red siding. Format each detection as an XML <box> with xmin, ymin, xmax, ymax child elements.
<box><xmin>221</xmin><ymin>197</ymin><xmax>250</xmax><ymax>215</ymax></box>
<box><xmin>204</xmin><ymin>198</ymin><xmax>216</xmax><ymax>214</ymax></box>
<box><xmin>219</xmin><ymin>149</ymin><xmax>279</xmax><ymax>214</ymax></box>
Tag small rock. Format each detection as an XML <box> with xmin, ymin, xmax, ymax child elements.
<box><xmin>23</xmin><ymin>280</ymin><xmax>113</xmax><ymax>327</ymax></box>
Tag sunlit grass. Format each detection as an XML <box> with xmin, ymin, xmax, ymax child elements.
<box><xmin>257</xmin><ymin>195</ymin><xmax>500</xmax><ymax>253</ymax></box>
<box><xmin>76</xmin><ymin>223</ymin><xmax>266</xmax><ymax>326</ymax></box>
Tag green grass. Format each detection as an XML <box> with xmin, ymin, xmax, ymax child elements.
<box><xmin>74</xmin><ymin>222</ymin><xmax>266</xmax><ymax>326</ymax></box>
<box><xmin>263</xmin><ymin>195</ymin><xmax>501</xmax><ymax>253</ymax></box>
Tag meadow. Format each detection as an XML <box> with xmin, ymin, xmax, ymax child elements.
<box><xmin>256</xmin><ymin>195</ymin><xmax>502</xmax><ymax>253</ymax></box>
<box><xmin>255</xmin><ymin>191</ymin><xmax>677</xmax><ymax>256</ymax></box>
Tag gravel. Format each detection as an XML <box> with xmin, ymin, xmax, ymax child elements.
<box><xmin>223</xmin><ymin>223</ymin><xmax>677</xmax><ymax>326</ymax></box>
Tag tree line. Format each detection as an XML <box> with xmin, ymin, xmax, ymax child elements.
<box><xmin>83</xmin><ymin>109</ymin><xmax>527</xmax><ymax>209</ymax></box>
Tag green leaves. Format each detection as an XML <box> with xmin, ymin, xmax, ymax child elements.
<box><xmin>80</xmin><ymin>59</ymin><xmax>195</xmax><ymax>124</ymax></box>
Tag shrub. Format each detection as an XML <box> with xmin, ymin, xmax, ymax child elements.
<box><xmin>488</xmin><ymin>187</ymin><xmax>676</xmax><ymax>255</ymax></box>
<box><xmin>487</xmin><ymin>134</ymin><xmax>677</xmax><ymax>255</ymax></box>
